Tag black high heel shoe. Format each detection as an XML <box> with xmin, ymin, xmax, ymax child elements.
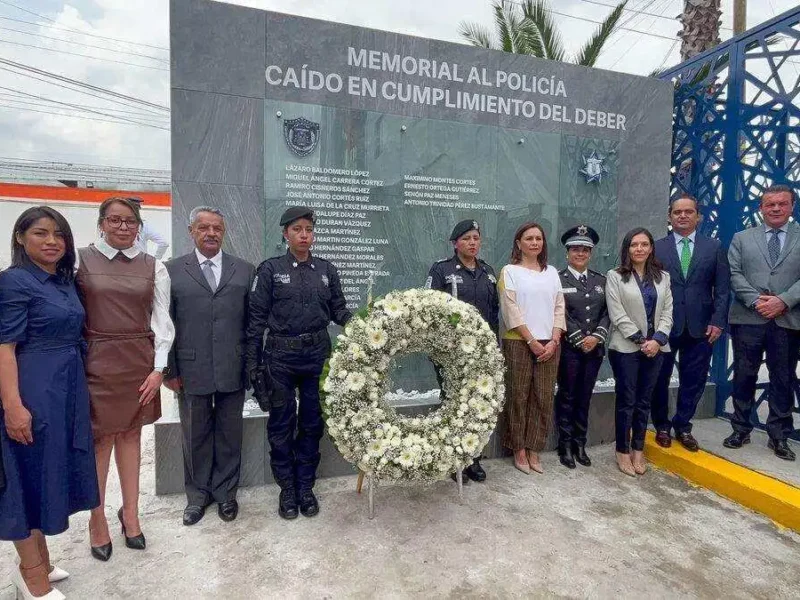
<box><xmin>118</xmin><ymin>507</ymin><xmax>146</xmax><ymax>550</ymax></box>
<box><xmin>90</xmin><ymin>542</ymin><xmax>113</xmax><ymax>562</ymax></box>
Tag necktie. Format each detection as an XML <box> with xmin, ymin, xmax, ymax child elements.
<box><xmin>768</xmin><ymin>230</ymin><xmax>781</xmax><ymax>266</ymax></box>
<box><xmin>201</xmin><ymin>259</ymin><xmax>217</xmax><ymax>292</ymax></box>
<box><xmin>680</xmin><ymin>237</ymin><xmax>692</xmax><ymax>277</ymax></box>
<box><xmin>579</xmin><ymin>274</ymin><xmax>587</xmax><ymax>286</ymax></box>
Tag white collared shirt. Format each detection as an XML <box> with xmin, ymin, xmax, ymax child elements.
<box><xmin>567</xmin><ymin>266</ymin><xmax>588</xmax><ymax>281</ymax></box>
<box><xmin>673</xmin><ymin>230</ymin><xmax>697</xmax><ymax>258</ymax></box>
<box><xmin>195</xmin><ymin>248</ymin><xmax>222</xmax><ymax>287</ymax></box>
<box><xmin>135</xmin><ymin>222</ymin><xmax>170</xmax><ymax>260</ymax></box>
<box><xmin>90</xmin><ymin>237</ymin><xmax>175</xmax><ymax>371</ymax></box>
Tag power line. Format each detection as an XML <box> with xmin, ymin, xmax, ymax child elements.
<box><xmin>0</xmin><ymin>24</ymin><xmax>169</xmax><ymax>63</ymax></box>
<box><xmin>0</xmin><ymin>0</ymin><xmax>168</xmax><ymax>51</ymax></box>
<box><xmin>609</xmin><ymin>0</ymin><xmax>675</xmax><ymax>68</ymax></box>
<box><xmin>579</xmin><ymin>0</ymin><xmax>734</xmax><ymax>31</ymax></box>
<box><xmin>0</xmin><ymin>15</ymin><xmax>168</xmax><ymax>51</ymax></box>
<box><xmin>0</xmin><ymin>91</ymin><xmax>169</xmax><ymax>120</ymax></box>
<box><xmin>0</xmin><ymin>58</ymin><xmax>169</xmax><ymax>111</ymax></box>
<box><xmin>0</xmin><ymin>102</ymin><xmax>170</xmax><ymax>130</ymax></box>
<box><xmin>508</xmin><ymin>0</ymin><xmax>679</xmax><ymax>42</ymax></box>
<box><xmin>0</xmin><ymin>86</ymin><xmax>169</xmax><ymax>128</ymax></box>
<box><xmin>0</xmin><ymin>39</ymin><xmax>170</xmax><ymax>71</ymax></box>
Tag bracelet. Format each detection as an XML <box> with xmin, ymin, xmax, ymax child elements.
<box><xmin>526</xmin><ymin>338</ymin><xmax>535</xmax><ymax>346</ymax></box>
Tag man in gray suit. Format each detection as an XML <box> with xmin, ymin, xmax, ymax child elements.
<box><xmin>165</xmin><ymin>206</ymin><xmax>256</xmax><ymax>523</ymax></box>
<box><xmin>725</xmin><ymin>184</ymin><xmax>800</xmax><ymax>461</ymax></box>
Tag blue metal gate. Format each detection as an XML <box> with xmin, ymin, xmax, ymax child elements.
<box><xmin>659</xmin><ymin>7</ymin><xmax>800</xmax><ymax>439</ymax></box>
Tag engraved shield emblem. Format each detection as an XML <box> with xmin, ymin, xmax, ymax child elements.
<box><xmin>283</xmin><ymin>117</ymin><xmax>320</xmax><ymax>157</ymax></box>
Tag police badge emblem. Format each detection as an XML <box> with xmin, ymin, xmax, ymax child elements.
<box><xmin>283</xmin><ymin>117</ymin><xmax>320</xmax><ymax>157</ymax></box>
<box><xmin>577</xmin><ymin>225</ymin><xmax>588</xmax><ymax>236</ymax></box>
<box><xmin>594</xmin><ymin>285</ymin><xmax>603</xmax><ymax>294</ymax></box>
<box><xmin>579</xmin><ymin>150</ymin><xmax>609</xmax><ymax>184</ymax></box>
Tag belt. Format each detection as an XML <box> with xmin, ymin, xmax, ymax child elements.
<box><xmin>267</xmin><ymin>329</ymin><xmax>328</xmax><ymax>351</ymax></box>
<box><xmin>14</xmin><ymin>339</ymin><xmax>90</xmax><ymax>452</ymax></box>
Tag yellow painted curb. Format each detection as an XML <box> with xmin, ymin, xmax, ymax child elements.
<box><xmin>644</xmin><ymin>430</ymin><xmax>800</xmax><ymax>532</ymax></box>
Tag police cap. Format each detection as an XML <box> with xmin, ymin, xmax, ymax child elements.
<box><xmin>561</xmin><ymin>224</ymin><xmax>599</xmax><ymax>248</ymax></box>
<box><xmin>450</xmin><ymin>219</ymin><xmax>480</xmax><ymax>241</ymax></box>
<box><xmin>280</xmin><ymin>206</ymin><xmax>315</xmax><ymax>227</ymax></box>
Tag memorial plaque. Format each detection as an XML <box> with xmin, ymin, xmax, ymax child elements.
<box><xmin>171</xmin><ymin>0</ymin><xmax>673</xmax><ymax>391</ymax></box>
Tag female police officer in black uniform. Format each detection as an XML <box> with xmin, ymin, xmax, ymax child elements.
<box><xmin>246</xmin><ymin>206</ymin><xmax>351</xmax><ymax>519</ymax></box>
<box><xmin>554</xmin><ymin>225</ymin><xmax>609</xmax><ymax>469</ymax></box>
<box><xmin>426</xmin><ymin>219</ymin><xmax>499</xmax><ymax>482</ymax></box>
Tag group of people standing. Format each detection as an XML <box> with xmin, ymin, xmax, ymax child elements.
<box><xmin>0</xmin><ymin>185</ymin><xmax>798</xmax><ymax>598</ymax></box>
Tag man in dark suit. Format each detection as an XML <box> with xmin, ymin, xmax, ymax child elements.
<box><xmin>165</xmin><ymin>206</ymin><xmax>256</xmax><ymax>524</ymax></box>
<box><xmin>724</xmin><ymin>185</ymin><xmax>800</xmax><ymax>461</ymax></box>
<box><xmin>653</xmin><ymin>195</ymin><xmax>730</xmax><ymax>451</ymax></box>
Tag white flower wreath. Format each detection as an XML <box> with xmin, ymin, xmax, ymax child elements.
<box><xmin>322</xmin><ymin>289</ymin><xmax>506</xmax><ymax>482</ymax></box>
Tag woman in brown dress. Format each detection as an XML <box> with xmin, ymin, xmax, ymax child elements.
<box><xmin>76</xmin><ymin>197</ymin><xmax>174</xmax><ymax>561</ymax></box>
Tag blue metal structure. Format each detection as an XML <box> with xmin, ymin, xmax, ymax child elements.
<box><xmin>660</xmin><ymin>7</ymin><xmax>800</xmax><ymax>439</ymax></box>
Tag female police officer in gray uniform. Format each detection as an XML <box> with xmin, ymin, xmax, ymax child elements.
<box><xmin>246</xmin><ymin>206</ymin><xmax>351</xmax><ymax>519</ymax></box>
<box><xmin>426</xmin><ymin>219</ymin><xmax>499</xmax><ymax>482</ymax></box>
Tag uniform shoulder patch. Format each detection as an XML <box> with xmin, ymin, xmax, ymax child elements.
<box><xmin>435</xmin><ymin>257</ymin><xmax>450</xmax><ymax>264</ymax></box>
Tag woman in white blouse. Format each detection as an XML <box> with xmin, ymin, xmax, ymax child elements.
<box><xmin>498</xmin><ymin>222</ymin><xmax>565</xmax><ymax>473</ymax></box>
<box><xmin>75</xmin><ymin>197</ymin><xmax>174</xmax><ymax>561</ymax></box>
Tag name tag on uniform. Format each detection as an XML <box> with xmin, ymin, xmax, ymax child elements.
<box><xmin>321</xmin><ymin>275</ymin><xmax>329</xmax><ymax>287</ymax></box>
<box><xmin>445</xmin><ymin>274</ymin><xmax>464</xmax><ymax>284</ymax></box>
<box><xmin>562</xmin><ymin>287</ymin><xmax>578</xmax><ymax>294</ymax></box>
<box><xmin>273</xmin><ymin>273</ymin><xmax>290</xmax><ymax>284</ymax></box>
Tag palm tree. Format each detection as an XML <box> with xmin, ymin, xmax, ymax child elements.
<box><xmin>459</xmin><ymin>0</ymin><xmax>628</xmax><ymax>67</ymax></box>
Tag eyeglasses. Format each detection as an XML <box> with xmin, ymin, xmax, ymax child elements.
<box><xmin>104</xmin><ymin>216</ymin><xmax>140</xmax><ymax>229</ymax></box>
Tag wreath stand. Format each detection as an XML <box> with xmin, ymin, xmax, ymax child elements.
<box><xmin>356</xmin><ymin>468</ymin><xmax>463</xmax><ymax>519</ymax></box>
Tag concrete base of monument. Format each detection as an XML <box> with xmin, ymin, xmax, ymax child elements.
<box><xmin>153</xmin><ymin>384</ymin><xmax>717</xmax><ymax>495</ymax></box>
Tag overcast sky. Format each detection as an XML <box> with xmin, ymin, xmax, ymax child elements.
<box><xmin>0</xmin><ymin>0</ymin><xmax>796</xmax><ymax>173</ymax></box>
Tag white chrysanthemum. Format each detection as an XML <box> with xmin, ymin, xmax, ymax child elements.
<box><xmin>383</xmin><ymin>297</ymin><xmax>404</xmax><ymax>318</ymax></box>
<box><xmin>367</xmin><ymin>328</ymin><xmax>387</xmax><ymax>349</ymax></box>
<box><xmin>461</xmin><ymin>433</ymin><xmax>480</xmax><ymax>454</ymax></box>
<box><xmin>345</xmin><ymin>371</ymin><xmax>367</xmax><ymax>392</ymax></box>
<box><xmin>475</xmin><ymin>402</ymin><xmax>493</xmax><ymax>420</ymax></box>
<box><xmin>322</xmin><ymin>377</ymin><xmax>334</xmax><ymax>393</ymax></box>
<box><xmin>367</xmin><ymin>439</ymin><xmax>385</xmax><ymax>457</ymax></box>
<box><xmin>397</xmin><ymin>449</ymin><xmax>415</xmax><ymax>467</ymax></box>
<box><xmin>475</xmin><ymin>374</ymin><xmax>494</xmax><ymax>395</ymax></box>
<box><xmin>336</xmin><ymin>369</ymin><xmax>348</xmax><ymax>380</ymax></box>
<box><xmin>349</xmin><ymin>344</ymin><xmax>366</xmax><ymax>361</ymax></box>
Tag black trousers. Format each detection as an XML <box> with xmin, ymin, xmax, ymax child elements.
<box><xmin>731</xmin><ymin>322</ymin><xmax>800</xmax><ymax>441</ymax></box>
<box><xmin>609</xmin><ymin>350</ymin><xmax>664</xmax><ymax>453</ymax></box>
<box><xmin>652</xmin><ymin>331</ymin><xmax>714</xmax><ymax>435</ymax></box>
<box><xmin>266</xmin><ymin>338</ymin><xmax>328</xmax><ymax>492</ymax></box>
<box><xmin>555</xmin><ymin>344</ymin><xmax>604</xmax><ymax>448</ymax></box>
<box><xmin>179</xmin><ymin>388</ymin><xmax>246</xmax><ymax>506</ymax></box>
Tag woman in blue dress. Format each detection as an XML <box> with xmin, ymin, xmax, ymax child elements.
<box><xmin>0</xmin><ymin>206</ymin><xmax>99</xmax><ymax>599</ymax></box>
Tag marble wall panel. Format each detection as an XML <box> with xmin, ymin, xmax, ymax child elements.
<box><xmin>170</xmin><ymin>0</ymin><xmax>265</xmax><ymax>98</ymax></box>
<box><xmin>172</xmin><ymin>89</ymin><xmax>264</xmax><ymax>187</ymax></box>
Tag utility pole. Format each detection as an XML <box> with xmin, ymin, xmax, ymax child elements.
<box><xmin>679</xmin><ymin>0</ymin><xmax>722</xmax><ymax>61</ymax></box>
<box><xmin>733</xmin><ymin>0</ymin><xmax>747</xmax><ymax>35</ymax></box>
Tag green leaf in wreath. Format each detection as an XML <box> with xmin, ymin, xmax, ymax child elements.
<box><xmin>448</xmin><ymin>313</ymin><xmax>462</xmax><ymax>327</ymax></box>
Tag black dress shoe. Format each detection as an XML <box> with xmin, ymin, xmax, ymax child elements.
<box><xmin>655</xmin><ymin>430</ymin><xmax>672</xmax><ymax>448</ymax></box>
<box><xmin>572</xmin><ymin>443</ymin><xmax>592</xmax><ymax>467</ymax></box>
<box><xmin>183</xmin><ymin>504</ymin><xmax>207</xmax><ymax>526</ymax></box>
<box><xmin>90</xmin><ymin>542</ymin><xmax>112</xmax><ymax>562</ymax></box>
<box><xmin>464</xmin><ymin>459</ymin><xmax>487</xmax><ymax>482</ymax></box>
<box><xmin>218</xmin><ymin>499</ymin><xmax>239</xmax><ymax>522</ymax></box>
<box><xmin>723</xmin><ymin>431</ymin><xmax>751</xmax><ymax>449</ymax></box>
<box><xmin>768</xmin><ymin>438</ymin><xmax>796</xmax><ymax>461</ymax></box>
<box><xmin>118</xmin><ymin>508</ymin><xmax>146</xmax><ymax>550</ymax></box>
<box><xmin>298</xmin><ymin>490</ymin><xmax>319</xmax><ymax>517</ymax></box>
<box><xmin>558</xmin><ymin>447</ymin><xmax>576</xmax><ymax>469</ymax></box>
<box><xmin>279</xmin><ymin>488</ymin><xmax>299</xmax><ymax>520</ymax></box>
<box><xmin>676</xmin><ymin>432</ymin><xmax>699</xmax><ymax>452</ymax></box>
<box><xmin>449</xmin><ymin>471</ymin><xmax>470</xmax><ymax>484</ymax></box>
